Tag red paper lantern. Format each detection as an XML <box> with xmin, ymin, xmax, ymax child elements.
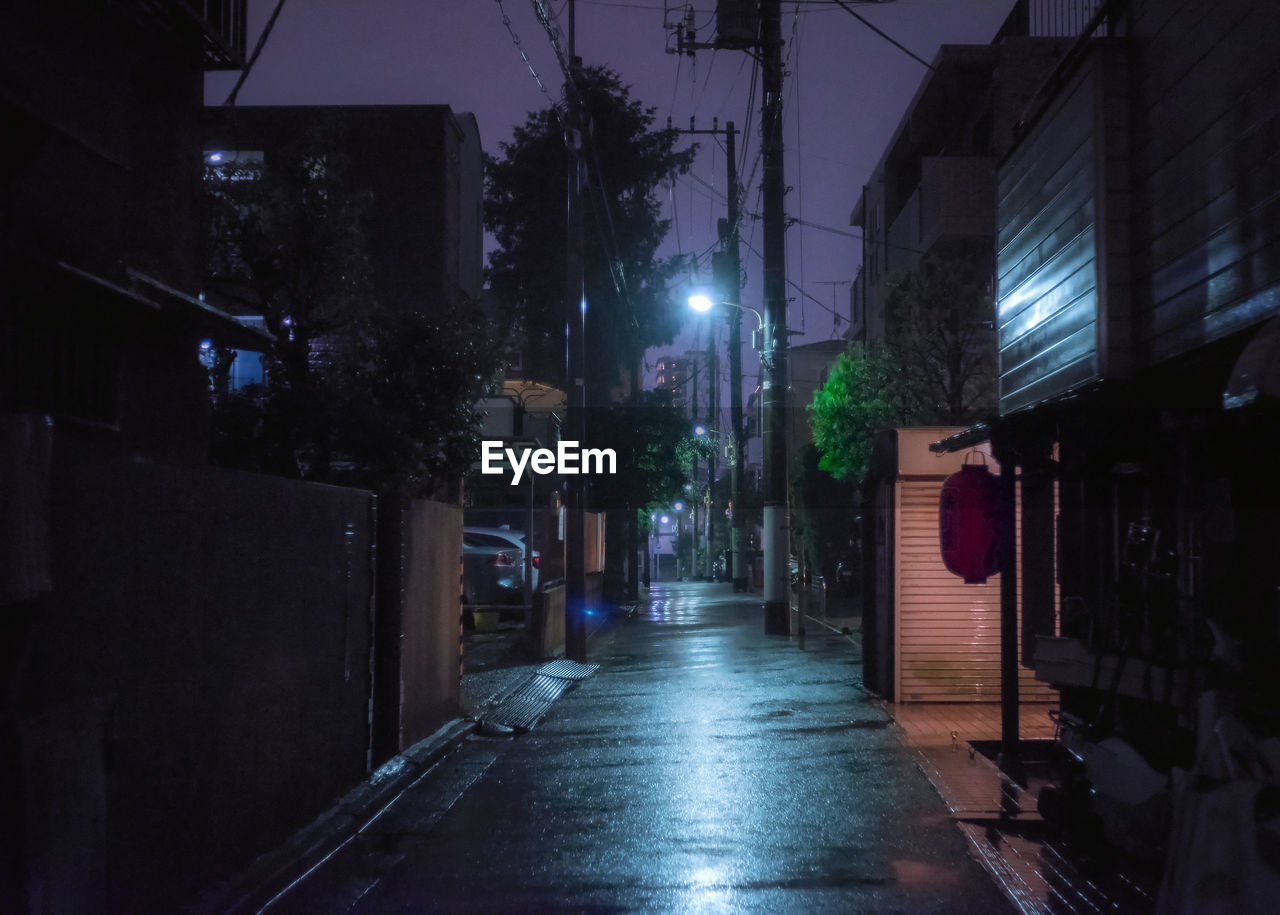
<box><xmin>939</xmin><ymin>462</ymin><xmax>1001</xmax><ymax>584</ymax></box>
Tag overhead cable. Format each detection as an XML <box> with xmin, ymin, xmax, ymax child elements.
<box><xmin>831</xmin><ymin>0</ymin><xmax>937</xmax><ymax>71</ymax></box>
<box><xmin>223</xmin><ymin>0</ymin><xmax>290</xmax><ymax>106</ymax></box>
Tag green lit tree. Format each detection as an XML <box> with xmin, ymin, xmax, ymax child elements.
<box><xmin>808</xmin><ymin>347</ymin><xmax>913</xmax><ymax>485</ymax></box>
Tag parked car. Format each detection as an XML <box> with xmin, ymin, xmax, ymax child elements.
<box><xmin>464</xmin><ymin>526</ymin><xmax>540</xmax><ymax>590</ymax></box>
<box><xmin>462</xmin><ymin>534</ymin><xmax>523</xmax><ymax>605</ymax></box>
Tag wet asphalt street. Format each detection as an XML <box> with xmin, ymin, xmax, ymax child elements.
<box><xmin>269</xmin><ymin>582</ymin><xmax>1013</xmax><ymax>913</ymax></box>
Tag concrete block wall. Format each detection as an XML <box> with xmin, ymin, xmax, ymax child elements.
<box><xmin>12</xmin><ymin>442</ymin><xmax>377</xmax><ymax>912</ymax></box>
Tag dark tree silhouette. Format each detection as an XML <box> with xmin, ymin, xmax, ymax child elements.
<box><xmin>203</xmin><ymin>132</ymin><xmax>502</xmax><ymax>496</ymax></box>
<box><xmin>484</xmin><ymin>66</ymin><xmax>697</xmax><ymax>396</ymax></box>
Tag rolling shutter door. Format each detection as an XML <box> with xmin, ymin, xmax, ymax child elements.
<box><xmin>895</xmin><ymin>477</ymin><xmax>1055</xmax><ymax>703</ymax></box>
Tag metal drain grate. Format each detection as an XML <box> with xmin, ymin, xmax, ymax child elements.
<box><xmin>537</xmin><ymin>659</ymin><xmax>599</xmax><ymax>680</ymax></box>
<box><xmin>481</xmin><ymin>660</ymin><xmax>600</xmax><ymax>731</ymax></box>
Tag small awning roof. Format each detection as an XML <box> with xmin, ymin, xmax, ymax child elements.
<box><xmin>127</xmin><ymin>268</ymin><xmax>274</xmax><ymax>352</ymax></box>
<box><xmin>57</xmin><ymin>261</ymin><xmax>273</xmax><ymax>352</ymax></box>
<box><xmin>929</xmin><ymin>422</ymin><xmax>992</xmax><ymax>454</ymax></box>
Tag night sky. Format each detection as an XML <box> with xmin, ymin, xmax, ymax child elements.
<box><xmin>205</xmin><ymin>0</ymin><xmax>1018</xmax><ymax>388</ymax></box>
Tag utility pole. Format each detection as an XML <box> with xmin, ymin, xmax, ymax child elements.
<box><xmin>705</xmin><ymin>336</ymin><xmax>717</xmax><ymax>579</ymax></box>
<box><xmin>671</xmin><ymin>118</ymin><xmax>747</xmax><ymax>591</ymax></box>
<box><xmin>666</xmin><ymin>4</ymin><xmax>782</xmax><ymax>621</ymax></box>
<box><xmin>760</xmin><ymin>0</ymin><xmax>791</xmax><ymax>635</ymax></box>
<box><xmin>564</xmin><ymin>0</ymin><xmax>587</xmax><ymax>661</ymax></box>
<box><xmin>723</xmin><ymin>124</ymin><xmax>746</xmax><ymax>593</ymax></box>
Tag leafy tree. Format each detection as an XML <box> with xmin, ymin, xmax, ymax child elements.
<box><xmin>204</xmin><ymin>138</ymin><xmax>372</xmax><ymax>392</ymax></box>
<box><xmin>808</xmin><ymin>255</ymin><xmax>996</xmax><ymax>489</ymax></box>
<box><xmin>808</xmin><ymin>347</ymin><xmax>913</xmax><ymax>485</ymax></box>
<box><xmin>330</xmin><ymin>301</ymin><xmax>503</xmax><ymax>495</ymax></box>
<box><xmin>484</xmin><ymin>67</ymin><xmax>697</xmax><ymax>394</ymax></box>
<box><xmin>203</xmin><ymin>131</ymin><xmax>503</xmax><ymax>496</ymax></box>
<box><xmin>590</xmin><ymin>389</ymin><xmax>714</xmax><ymax>597</ymax></box>
<box><xmin>590</xmin><ymin>390</ymin><xmax>711</xmax><ymax>520</ymax></box>
<box><xmin>884</xmin><ymin>254</ymin><xmax>997</xmax><ymax>424</ymax></box>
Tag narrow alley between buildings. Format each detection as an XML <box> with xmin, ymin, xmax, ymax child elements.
<box><xmin>254</xmin><ymin>583</ymin><xmax>1016</xmax><ymax>913</ymax></box>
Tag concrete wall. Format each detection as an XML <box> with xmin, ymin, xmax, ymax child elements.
<box><xmin>398</xmin><ymin>499</ymin><xmax>463</xmax><ymax>750</ymax></box>
<box><xmin>11</xmin><ymin>440</ymin><xmax>377</xmax><ymax>912</ymax></box>
<box><xmin>529</xmin><ymin>574</ymin><xmax>603</xmax><ymax>660</ymax></box>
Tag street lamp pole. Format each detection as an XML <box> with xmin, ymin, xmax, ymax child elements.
<box><xmin>760</xmin><ymin>0</ymin><xmax>790</xmax><ymax>635</ymax></box>
<box><xmin>723</xmin><ymin>123</ymin><xmax>747</xmax><ymax>593</ymax></box>
<box><xmin>563</xmin><ymin>2</ymin><xmax>587</xmax><ymax>661</ymax></box>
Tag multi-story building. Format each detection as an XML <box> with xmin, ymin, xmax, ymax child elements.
<box><xmin>849</xmin><ymin>4</ymin><xmax>1080</xmax><ymax>347</ymax></box>
<box><xmin>202</xmin><ymin>104</ymin><xmax>484</xmax><ymax>321</ymax></box>
<box><xmin>938</xmin><ymin>0</ymin><xmax>1280</xmax><ymax>899</ymax></box>
<box><xmin>0</xmin><ymin>4</ymin><xmax>284</xmax><ymax>912</ymax></box>
<box><xmin>1</xmin><ymin>3</ymin><xmax>263</xmax><ymax>465</ymax></box>
<box><xmin>653</xmin><ymin>352</ymin><xmax>696</xmax><ymax>417</ymax></box>
<box><xmin>788</xmin><ymin>338</ymin><xmax>849</xmax><ymax>449</ymax></box>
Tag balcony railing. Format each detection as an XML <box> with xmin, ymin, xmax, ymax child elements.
<box><xmin>190</xmin><ymin>0</ymin><xmax>248</xmax><ymax>68</ymax></box>
<box><xmin>125</xmin><ymin>0</ymin><xmax>248</xmax><ymax>69</ymax></box>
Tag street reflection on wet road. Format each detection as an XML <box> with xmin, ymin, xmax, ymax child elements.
<box><xmin>272</xmin><ymin>582</ymin><xmax>1014</xmax><ymax>913</ymax></box>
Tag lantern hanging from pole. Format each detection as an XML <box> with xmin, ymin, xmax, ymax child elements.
<box><xmin>939</xmin><ymin>455</ymin><xmax>1002</xmax><ymax>584</ymax></box>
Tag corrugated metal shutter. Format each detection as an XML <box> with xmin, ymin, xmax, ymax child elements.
<box><xmin>895</xmin><ymin>478</ymin><xmax>1055</xmax><ymax>702</ymax></box>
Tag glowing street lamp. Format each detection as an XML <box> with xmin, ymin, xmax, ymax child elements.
<box><xmin>688</xmin><ymin>292</ymin><xmax>765</xmax><ymax>350</ymax></box>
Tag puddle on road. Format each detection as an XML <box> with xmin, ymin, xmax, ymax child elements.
<box><xmin>780</xmin><ymin>720</ymin><xmax>892</xmax><ymax>735</ymax></box>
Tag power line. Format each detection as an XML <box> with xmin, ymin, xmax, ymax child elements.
<box><xmin>789</xmin><ymin>3</ymin><xmax>805</xmax><ymax>332</ymax></box>
<box><xmin>223</xmin><ymin>0</ymin><xmax>290</xmax><ymax>106</ymax></box>
<box><xmin>831</xmin><ymin>0</ymin><xmax>937</xmax><ymax>70</ymax></box>
<box><xmin>529</xmin><ymin>0</ymin><xmax>642</xmax><ymax>328</ymax></box>
<box><xmin>493</xmin><ymin>0</ymin><xmax>560</xmax><ymax>112</ymax></box>
<box><xmin>740</xmin><ymin>237</ymin><xmax>845</xmax><ymax>324</ymax></box>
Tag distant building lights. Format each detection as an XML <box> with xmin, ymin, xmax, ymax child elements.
<box><xmin>673</xmin><ymin>501</ymin><xmax>685</xmax><ymax>512</ymax></box>
<box><xmin>209</xmin><ymin>152</ymin><xmax>223</xmax><ymax>163</ymax></box>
